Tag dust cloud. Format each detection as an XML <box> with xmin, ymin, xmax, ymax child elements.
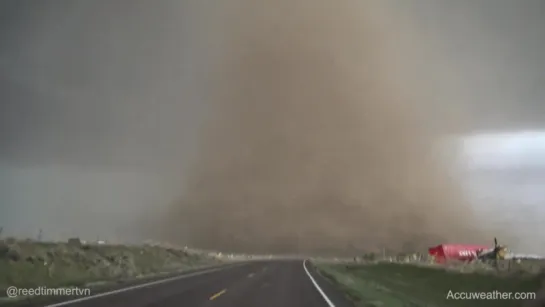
<box><xmin>5</xmin><ymin>0</ymin><xmax>534</xmax><ymax>254</ymax></box>
<box><xmin>156</xmin><ymin>0</ymin><xmax>498</xmax><ymax>255</ymax></box>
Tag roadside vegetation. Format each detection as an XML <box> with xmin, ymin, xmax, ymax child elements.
<box><xmin>0</xmin><ymin>237</ymin><xmax>222</xmax><ymax>298</ymax></box>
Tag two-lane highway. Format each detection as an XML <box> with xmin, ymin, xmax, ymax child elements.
<box><xmin>40</xmin><ymin>260</ymin><xmax>355</xmax><ymax>307</ymax></box>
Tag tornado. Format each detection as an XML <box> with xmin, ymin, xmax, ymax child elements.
<box><xmin>155</xmin><ymin>0</ymin><xmax>499</xmax><ymax>255</ymax></box>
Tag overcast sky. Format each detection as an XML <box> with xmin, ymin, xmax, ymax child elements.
<box><xmin>0</xmin><ymin>1</ymin><xmax>544</xmax><ymax>252</ymax></box>
<box><xmin>1</xmin><ymin>0</ymin><xmax>545</xmax><ymax>170</ymax></box>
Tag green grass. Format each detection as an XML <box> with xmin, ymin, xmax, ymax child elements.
<box><xmin>0</xmin><ymin>240</ymin><xmax>220</xmax><ymax>295</ymax></box>
<box><xmin>315</xmin><ymin>262</ymin><xmax>543</xmax><ymax>307</ymax></box>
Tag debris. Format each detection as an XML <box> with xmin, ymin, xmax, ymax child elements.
<box><xmin>0</xmin><ymin>240</ymin><xmax>9</xmax><ymax>257</ymax></box>
<box><xmin>67</xmin><ymin>237</ymin><xmax>83</xmax><ymax>247</ymax></box>
<box><xmin>5</xmin><ymin>244</ymin><xmax>22</xmax><ymax>261</ymax></box>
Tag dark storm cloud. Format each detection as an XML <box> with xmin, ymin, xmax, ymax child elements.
<box><xmin>1</xmin><ymin>0</ymin><xmax>545</xmax><ymax>168</ymax></box>
<box><xmin>406</xmin><ymin>0</ymin><xmax>545</xmax><ymax>132</ymax></box>
<box><xmin>0</xmin><ymin>1</ymin><xmax>204</xmax><ymax>171</ymax></box>
<box><xmin>0</xmin><ymin>1</ymin><xmax>543</xmax><ymax>253</ymax></box>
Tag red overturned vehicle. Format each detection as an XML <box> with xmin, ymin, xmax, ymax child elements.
<box><xmin>428</xmin><ymin>238</ymin><xmax>513</xmax><ymax>263</ymax></box>
<box><xmin>428</xmin><ymin>237</ymin><xmax>545</xmax><ymax>263</ymax></box>
<box><xmin>428</xmin><ymin>244</ymin><xmax>491</xmax><ymax>263</ymax></box>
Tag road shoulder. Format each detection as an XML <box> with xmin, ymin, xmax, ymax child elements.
<box><xmin>304</xmin><ymin>260</ymin><xmax>357</xmax><ymax>307</ymax></box>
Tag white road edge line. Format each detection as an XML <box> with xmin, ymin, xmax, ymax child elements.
<box><xmin>42</xmin><ymin>263</ymin><xmax>244</xmax><ymax>307</ymax></box>
<box><xmin>303</xmin><ymin>259</ymin><xmax>336</xmax><ymax>307</ymax></box>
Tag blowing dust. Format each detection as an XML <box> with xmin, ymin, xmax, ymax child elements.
<box><xmin>158</xmin><ymin>0</ymin><xmax>498</xmax><ymax>255</ymax></box>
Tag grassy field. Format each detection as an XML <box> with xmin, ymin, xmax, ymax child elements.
<box><xmin>0</xmin><ymin>238</ymin><xmax>222</xmax><ymax>298</ymax></box>
<box><xmin>314</xmin><ymin>262</ymin><xmax>544</xmax><ymax>307</ymax></box>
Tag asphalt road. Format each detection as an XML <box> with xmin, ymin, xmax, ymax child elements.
<box><xmin>38</xmin><ymin>260</ymin><xmax>355</xmax><ymax>307</ymax></box>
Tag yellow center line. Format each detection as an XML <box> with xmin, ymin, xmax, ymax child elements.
<box><xmin>209</xmin><ymin>289</ymin><xmax>227</xmax><ymax>300</ymax></box>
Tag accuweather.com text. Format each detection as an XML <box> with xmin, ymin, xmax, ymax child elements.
<box><xmin>446</xmin><ymin>290</ymin><xmax>536</xmax><ymax>300</ymax></box>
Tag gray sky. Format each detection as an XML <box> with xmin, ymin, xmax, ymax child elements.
<box><xmin>0</xmin><ymin>0</ymin><xmax>205</xmax><ymax>172</ymax></box>
<box><xmin>406</xmin><ymin>0</ymin><xmax>545</xmax><ymax>132</ymax></box>
<box><xmin>1</xmin><ymin>0</ymin><xmax>545</xmax><ymax>169</ymax></box>
<box><xmin>1</xmin><ymin>1</ymin><xmax>544</xmax><ymax>253</ymax></box>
